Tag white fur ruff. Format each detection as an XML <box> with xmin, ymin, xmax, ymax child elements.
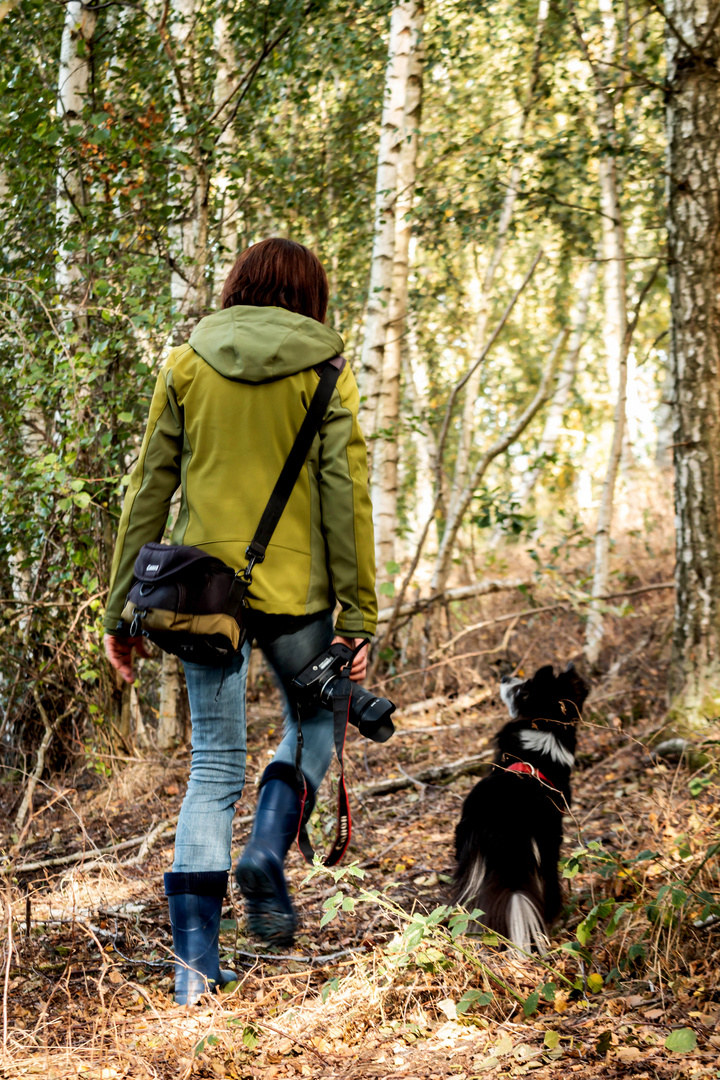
<box><xmin>519</xmin><ymin>729</ymin><xmax>574</xmax><ymax>768</ymax></box>
<box><xmin>507</xmin><ymin>893</ymin><xmax>549</xmax><ymax>954</ymax></box>
<box><xmin>456</xmin><ymin>855</ymin><xmax>485</xmax><ymax>905</ymax></box>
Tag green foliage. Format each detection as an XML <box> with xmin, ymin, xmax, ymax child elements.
<box><xmin>0</xmin><ymin>0</ymin><xmax>670</xmax><ymax>757</ymax></box>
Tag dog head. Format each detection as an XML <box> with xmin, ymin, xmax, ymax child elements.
<box><xmin>500</xmin><ymin>663</ymin><xmax>589</xmax><ymax>728</ymax></box>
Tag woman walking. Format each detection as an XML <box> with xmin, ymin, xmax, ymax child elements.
<box><xmin>104</xmin><ymin>238</ymin><xmax>377</xmax><ymax>1004</ymax></box>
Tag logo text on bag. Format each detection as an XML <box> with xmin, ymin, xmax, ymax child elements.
<box><xmin>146</xmin><ymin>564</ymin><xmax>160</xmax><ymax>572</ymax></box>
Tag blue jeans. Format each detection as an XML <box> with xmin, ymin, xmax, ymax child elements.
<box><xmin>173</xmin><ymin>609</ymin><xmax>335</xmax><ymax>873</ymax></box>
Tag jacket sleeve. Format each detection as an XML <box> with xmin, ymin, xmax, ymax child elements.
<box><xmin>317</xmin><ymin>364</ymin><xmax>378</xmax><ymax>637</ymax></box>
<box><xmin>103</xmin><ymin>362</ymin><xmax>183</xmax><ymax>632</ymax></box>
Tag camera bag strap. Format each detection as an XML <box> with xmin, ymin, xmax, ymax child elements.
<box><xmin>294</xmin><ymin>646</ymin><xmax>365</xmax><ymax>867</ymax></box>
<box><xmin>241</xmin><ymin>355</ymin><xmax>345</xmax><ymax>583</ymax></box>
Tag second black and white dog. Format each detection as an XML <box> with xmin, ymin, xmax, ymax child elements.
<box><xmin>453</xmin><ymin>663</ymin><xmax>589</xmax><ymax>952</ymax></box>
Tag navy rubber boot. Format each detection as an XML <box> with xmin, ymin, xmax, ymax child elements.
<box><xmin>234</xmin><ymin>764</ymin><xmax>313</xmax><ymax>947</ymax></box>
<box><xmin>164</xmin><ymin>871</ymin><xmax>237</xmax><ymax>1005</ymax></box>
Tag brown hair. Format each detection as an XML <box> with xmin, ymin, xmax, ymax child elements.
<box><xmin>220</xmin><ymin>237</ymin><xmax>329</xmax><ymax>324</ymax></box>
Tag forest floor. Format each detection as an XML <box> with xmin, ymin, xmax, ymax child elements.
<box><xmin>3</xmin><ymin>552</ymin><xmax>720</xmax><ymax>1079</ymax></box>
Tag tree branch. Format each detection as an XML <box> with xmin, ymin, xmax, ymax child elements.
<box><xmin>373</xmin><ymin>251</ymin><xmax>544</xmax><ymax>656</ymax></box>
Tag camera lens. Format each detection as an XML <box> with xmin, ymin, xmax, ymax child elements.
<box><xmin>352</xmin><ymin>687</ymin><xmax>396</xmax><ymax>743</ymax></box>
<box><xmin>319</xmin><ymin>678</ymin><xmax>396</xmax><ymax>743</ymax></box>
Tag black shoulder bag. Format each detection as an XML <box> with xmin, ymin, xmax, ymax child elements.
<box><xmin>118</xmin><ymin>358</ymin><xmax>343</xmax><ymax>666</ymax></box>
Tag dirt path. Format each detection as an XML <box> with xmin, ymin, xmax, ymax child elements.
<box><xmin>3</xmin><ymin>594</ymin><xmax>720</xmax><ymax>1078</ymax></box>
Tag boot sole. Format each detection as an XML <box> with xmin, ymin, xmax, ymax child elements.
<box><xmin>236</xmin><ymin>864</ymin><xmax>297</xmax><ymax>946</ymax></box>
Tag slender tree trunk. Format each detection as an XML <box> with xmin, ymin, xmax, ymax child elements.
<box><xmin>516</xmin><ymin>259</ymin><xmax>598</xmax><ymax>504</ymax></box>
<box><xmin>404</xmin><ymin>322</ymin><xmax>438</xmax><ymax>555</ymax></box>
<box><xmin>357</xmin><ymin>1</ymin><xmax>415</xmax><ymax>441</ymax></box>
<box><xmin>158</xmin><ymin>651</ymin><xmax>188</xmax><ymax>750</ymax></box>
<box><xmin>56</xmin><ymin>1</ymin><xmax>97</xmax><ymax>301</ymax></box>
<box><xmin>665</xmin><ymin>0</ymin><xmax>720</xmax><ymax>726</ymax></box>
<box><xmin>372</xmin><ymin>1</ymin><xmax>423</xmax><ymax>599</ymax></box>
<box><xmin>446</xmin><ymin>0</ymin><xmax>549</xmax><ymax>527</ymax></box>
<box><xmin>160</xmin><ymin>0</ymin><xmax>203</xmax><ymax>744</ymax></box>
<box><xmin>431</xmin><ymin>324</ymin><xmax>559</xmax><ymax>595</ymax></box>
<box><xmin>212</xmin><ymin>14</ymin><xmax>238</xmax><ymax>299</ymax></box>
<box><xmin>584</xmin><ymin>0</ymin><xmax>629</xmax><ymax>666</ymax></box>
<box><xmin>167</xmin><ymin>0</ymin><xmax>210</xmax><ymax>331</ymax></box>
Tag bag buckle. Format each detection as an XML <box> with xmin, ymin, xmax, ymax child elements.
<box><xmin>243</xmin><ymin>546</ymin><xmax>265</xmax><ymax>581</ymax></box>
<box><xmin>129</xmin><ymin>608</ymin><xmax>147</xmax><ymax>637</ymax></box>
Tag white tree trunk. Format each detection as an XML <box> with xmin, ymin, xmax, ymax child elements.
<box><xmin>158</xmin><ymin>651</ymin><xmax>186</xmax><ymax>751</ymax></box>
<box><xmin>404</xmin><ymin>323</ymin><xmax>438</xmax><ymax>556</ymax></box>
<box><xmin>212</xmin><ymin>13</ymin><xmax>238</xmax><ymax>299</ymax></box>
<box><xmin>372</xmin><ymin>1</ymin><xmax>423</xmax><ymax>600</ymax></box>
<box><xmin>584</xmin><ymin>0</ymin><xmax>629</xmax><ymax>666</ymax></box>
<box><xmin>160</xmin><ymin>0</ymin><xmax>202</xmax><ymax>744</ymax></box>
<box><xmin>168</xmin><ymin>0</ymin><xmax>209</xmax><ymax>330</ymax></box>
<box><xmin>515</xmin><ymin>258</ymin><xmax>599</xmax><ymax>504</ymax></box>
<box><xmin>665</xmin><ymin>0</ymin><xmax>720</xmax><ymax>726</ymax></box>
<box><xmin>447</xmin><ymin>0</ymin><xmax>549</xmax><ymax>526</ymax></box>
<box><xmin>56</xmin><ymin>1</ymin><xmax>97</xmax><ymax>298</ymax></box>
<box><xmin>357</xmin><ymin>1</ymin><xmax>415</xmax><ymax>441</ymax></box>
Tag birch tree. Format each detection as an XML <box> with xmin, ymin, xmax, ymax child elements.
<box><xmin>372</xmin><ymin>1</ymin><xmax>423</xmax><ymax>599</ymax></box>
<box><xmin>569</xmin><ymin>0</ymin><xmax>629</xmax><ymax>666</ymax></box>
<box><xmin>665</xmin><ymin>0</ymin><xmax>720</xmax><ymax>726</ymax></box>
<box><xmin>357</xmin><ymin>1</ymin><xmax>415</xmax><ymax>440</ymax></box>
<box><xmin>56</xmin><ymin>0</ymin><xmax>97</xmax><ymax>302</ymax></box>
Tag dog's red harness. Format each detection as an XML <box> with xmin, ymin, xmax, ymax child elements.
<box><xmin>506</xmin><ymin>761</ymin><xmax>556</xmax><ymax>788</ymax></box>
<box><xmin>505</xmin><ymin>761</ymin><xmax>567</xmax><ymax>813</ymax></box>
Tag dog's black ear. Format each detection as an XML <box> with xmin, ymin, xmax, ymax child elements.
<box><xmin>559</xmin><ymin>664</ymin><xmax>589</xmax><ymax>709</ymax></box>
<box><xmin>531</xmin><ymin>665</ymin><xmax>555</xmax><ymax>685</ymax></box>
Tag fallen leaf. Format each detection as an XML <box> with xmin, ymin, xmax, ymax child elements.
<box><xmin>615</xmin><ymin>1047</ymin><xmax>642</xmax><ymax>1062</ymax></box>
<box><xmin>437</xmin><ymin>999</ymin><xmax>458</xmax><ymax>1021</ymax></box>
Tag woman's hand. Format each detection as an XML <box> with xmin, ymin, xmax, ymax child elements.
<box><xmin>331</xmin><ymin>636</ymin><xmax>369</xmax><ymax>683</ymax></box>
<box><xmin>104</xmin><ymin>633</ymin><xmax>150</xmax><ymax>684</ymax></box>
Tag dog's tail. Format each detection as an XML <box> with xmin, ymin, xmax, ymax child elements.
<box><xmin>507</xmin><ymin>892</ymin><xmax>549</xmax><ymax>954</ymax></box>
<box><xmin>454</xmin><ymin>863</ymin><xmax>549</xmax><ymax>954</ymax></box>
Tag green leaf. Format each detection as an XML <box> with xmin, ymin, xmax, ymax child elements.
<box><xmin>544</xmin><ymin>1030</ymin><xmax>560</xmax><ymax>1050</ymax></box>
<box><xmin>665</xmin><ymin>1028</ymin><xmax>697</xmax><ymax>1052</ymax></box>
<box><xmin>541</xmin><ymin>982</ymin><xmax>556</xmax><ymax>1002</ymax></box>
<box><xmin>595</xmin><ymin>1031</ymin><xmax>612</xmax><ymax>1055</ymax></box>
<box><xmin>587</xmin><ymin>972</ymin><xmax>603</xmax><ymax>993</ymax></box>
<box><xmin>457</xmin><ymin>988</ymin><xmax>493</xmax><ymax>1014</ymax></box>
<box><xmin>243</xmin><ymin>1026</ymin><xmax>259</xmax><ymax>1049</ymax></box>
<box><xmin>379</xmin><ymin>581</ymin><xmax>395</xmax><ymax>597</ymax></box>
<box><xmin>194</xmin><ymin>1034</ymin><xmax>218</xmax><ymax>1056</ymax></box>
<box><xmin>321</xmin><ymin>977</ymin><xmax>340</xmax><ymax>1003</ymax></box>
<box><xmin>523</xmin><ymin>991</ymin><xmax>540</xmax><ymax>1017</ymax></box>
<box><xmin>384</xmin><ymin>560</ymin><xmax>400</xmax><ymax>574</ymax></box>
<box><xmin>118</xmin><ymin>411</ymin><xmax>134</xmax><ymax>423</ymax></box>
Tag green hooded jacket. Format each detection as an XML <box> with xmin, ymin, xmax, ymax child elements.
<box><xmin>104</xmin><ymin>305</ymin><xmax>377</xmax><ymax>637</ymax></box>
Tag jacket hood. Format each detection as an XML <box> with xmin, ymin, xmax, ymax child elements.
<box><xmin>188</xmin><ymin>305</ymin><xmax>344</xmax><ymax>383</ymax></box>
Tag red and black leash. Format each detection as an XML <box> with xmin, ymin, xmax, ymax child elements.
<box><xmin>294</xmin><ymin>646</ymin><xmax>365</xmax><ymax>866</ymax></box>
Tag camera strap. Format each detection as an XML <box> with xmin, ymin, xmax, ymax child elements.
<box><xmin>295</xmin><ymin>656</ymin><xmax>360</xmax><ymax>866</ymax></box>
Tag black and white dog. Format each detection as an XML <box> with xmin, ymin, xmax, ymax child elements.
<box><xmin>453</xmin><ymin>663</ymin><xmax>589</xmax><ymax>952</ymax></box>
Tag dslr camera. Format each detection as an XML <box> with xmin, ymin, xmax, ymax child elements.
<box><xmin>292</xmin><ymin>642</ymin><xmax>396</xmax><ymax>744</ymax></box>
